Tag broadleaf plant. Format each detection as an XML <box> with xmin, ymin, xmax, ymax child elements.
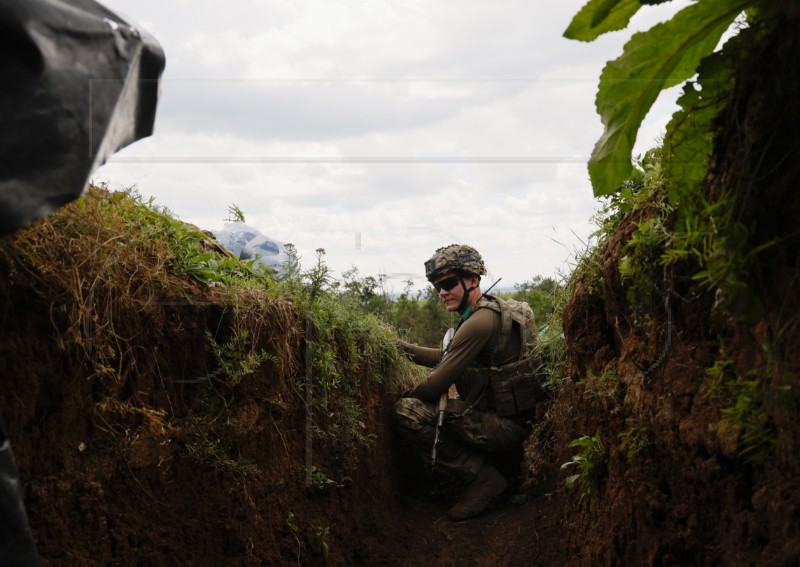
<box><xmin>564</xmin><ymin>0</ymin><xmax>644</xmax><ymax>41</ymax></box>
<box><xmin>565</xmin><ymin>0</ymin><xmax>760</xmax><ymax>197</ymax></box>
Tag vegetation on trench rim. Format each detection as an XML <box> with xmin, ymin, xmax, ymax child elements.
<box><xmin>569</xmin><ymin>0</ymin><xmax>793</xmax><ymax>327</ymax></box>
<box><xmin>2</xmin><ymin>185</ymin><xmax>422</xmax><ymax>481</ymax></box>
<box><xmin>565</xmin><ymin>0</ymin><xmax>800</xmax><ymax>469</ymax></box>
<box><xmin>6</xmin><ymin>185</ymin><xmax>575</xmax><ymax>487</ymax></box>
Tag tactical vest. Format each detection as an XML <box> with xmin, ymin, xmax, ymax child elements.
<box><xmin>460</xmin><ymin>295</ymin><xmax>549</xmax><ymax>417</ymax></box>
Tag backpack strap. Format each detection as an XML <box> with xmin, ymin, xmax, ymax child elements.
<box><xmin>491</xmin><ymin>299</ymin><xmax>513</xmax><ymax>366</ymax></box>
<box><xmin>476</xmin><ymin>295</ymin><xmax>527</xmax><ymax>366</ymax></box>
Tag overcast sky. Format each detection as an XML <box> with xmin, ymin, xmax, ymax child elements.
<box><xmin>96</xmin><ymin>0</ymin><xmax>687</xmax><ymax>292</ymax></box>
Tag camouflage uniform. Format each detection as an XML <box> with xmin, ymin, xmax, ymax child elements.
<box><xmin>394</xmin><ymin>244</ymin><xmax>538</xmax><ymax>521</ymax></box>
<box><xmin>392</xmin><ymin>294</ymin><xmax>532</xmax><ymax>483</ymax></box>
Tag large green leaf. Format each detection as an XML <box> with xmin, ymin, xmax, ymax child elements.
<box><xmin>589</xmin><ymin>0</ymin><xmax>755</xmax><ymax>197</ymax></box>
<box><xmin>663</xmin><ymin>46</ymin><xmax>737</xmax><ymax>203</ymax></box>
<box><xmin>564</xmin><ymin>0</ymin><xmax>646</xmax><ymax>41</ymax></box>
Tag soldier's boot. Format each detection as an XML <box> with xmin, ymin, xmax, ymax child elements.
<box><xmin>447</xmin><ymin>461</ymin><xmax>507</xmax><ymax>521</ymax></box>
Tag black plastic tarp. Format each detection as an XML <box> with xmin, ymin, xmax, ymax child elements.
<box><xmin>1</xmin><ymin>1</ymin><xmax>165</xmax><ymax>564</ymax></box>
<box><xmin>0</xmin><ymin>0</ymin><xmax>166</xmax><ymax>236</ymax></box>
<box><xmin>0</xmin><ymin>424</ymin><xmax>39</xmax><ymax>566</ymax></box>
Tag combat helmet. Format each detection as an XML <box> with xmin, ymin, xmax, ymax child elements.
<box><xmin>424</xmin><ymin>244</ymin><xmax>486</xmax><ymax>282</ymax></box>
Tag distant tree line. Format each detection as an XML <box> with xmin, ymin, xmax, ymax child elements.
<box><xmin>333</xmin><ymin>268</ymin><xmax>559</xmax><ymax>347</ymax></box>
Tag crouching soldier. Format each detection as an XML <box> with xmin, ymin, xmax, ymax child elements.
<box><xmin>393</xmin><ymin>244</ymin><xmax>542</xmax><ymax>521</ymax></box>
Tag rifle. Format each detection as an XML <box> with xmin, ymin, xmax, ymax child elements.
<box><xmin>431</xmin><ymin>327</ymin><xmax>454</xmax><ymax>469</ymax></box>
<box><xmin>430</xmin><ymin>392</ymin><xmax>448</xmax><ymax>469</ymax></box>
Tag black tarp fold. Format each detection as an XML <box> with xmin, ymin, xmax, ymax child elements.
<box><xmin>0</xmin><ymin>0</ymin><xmax>165</xmax><ymax>235</ymax></box>
<box><xmin>1</xmin><ymin>1</ymin><xmax>165</xmax><ymax>563</ymax></box>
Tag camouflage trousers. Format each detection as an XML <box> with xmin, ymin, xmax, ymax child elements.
<box><xmin>392</xmin><ymin>397</ymin><xmax>530</xmax><ymax>482</ymax></box>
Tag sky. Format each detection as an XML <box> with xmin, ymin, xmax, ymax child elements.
<box><xmin>96</xmin><ymin>0</ymin><xmax>688</xmax><ymax>293</ymax></box>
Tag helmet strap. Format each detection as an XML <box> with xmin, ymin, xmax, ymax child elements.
<box><xmin>457</xmin><ymin>275</ymin><xmax>478</xmax><ymax>314</ymax></box>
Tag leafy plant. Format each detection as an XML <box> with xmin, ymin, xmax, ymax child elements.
<box><xmin>710</xmin><ymin>368</ymin><xmax>777</xmax><ymax>460</ymax></box>
<box><xmin>702</xmin><ymin>355</ymin><xmax>781</xmax><ymax>461</ymax></box>
<box><xmin>313</xmin><ymin>525</ymin><xmax>331</xmax><ymax>558</ymax></box>
<box><xmin>207</xmin><ymin>330</ymin><xmax>273</xmax><ymax>387</ymax></box>
<box><xmin>304</xmin><ymin>465</ymin><xmax>350</xmax><ymax>490</ymax></box>
<box><xmin>225</xmin><ymin>203</ymin><xmax>246</xmax><ymax>223</ymax></box>
<box><xmin>565</xmin><ymin>0</ymin><xmax>759</xmax><ymax>197</ymax></box>
<box><xmin>619</xmin><ymin>216</ymin><xmax>671</xmax><ymax>321</ymax></box>
<box><xmin>285</xmin><ymin>511</ymin><xmax>299</xmax><ymax>533</ymax></box>
<box><xmin>618</xmin><ymin>418</ymin><xmax>653</xmax><ymax>462</ymax></box>
<box><xmin>304</xmin><ymin>248</ymin><xmax>332</xmax><ymax>303</ymax></box>
<box><xmin>185</xmin><ymin>415</ymin><xmax>262</xmax><ymax>477</ymax></box>
<box><xmin>279</xmin><ymin>243</ymin><xmax>302</xmax><ymax>284</ymax></box>
<box><xmin>582</xmin><ymin>369</ymin><xmax>620</xmax><ymax>401</ymax></box>
<box><xmin>285</xmin><ymin>511</ymin><xmax>302</xmax><ymax>562</ymax></box>
<box><xmin>561</xmin><ymin>432</ymin><xmax>606</xmax><ymax>503</ymax></box>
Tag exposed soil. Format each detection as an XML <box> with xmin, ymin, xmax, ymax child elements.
<box><xmin>2</xmin><ymin>8</ymin><xmax>800</xmax><ymax>567</ymax></box>
<box><xmin>0</xmin><ymin>244</ymin><xmax>566</xmax><ymax>565</ymax></box>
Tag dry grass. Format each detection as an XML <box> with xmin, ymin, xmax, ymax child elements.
<box><xmin>2</xmin><ymin>184</ymin><xmax>411</xmax><ymax>481</ymax></box>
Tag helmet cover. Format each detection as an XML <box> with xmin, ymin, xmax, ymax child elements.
<box><xmin>424</xmin><ymin>244</ymin><xmax>486</xmax><ymax>281</ymax></box>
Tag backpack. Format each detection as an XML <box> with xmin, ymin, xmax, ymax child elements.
<box><xmin>474</xmin><ymin>294</ymin><xmax>537</xmax><ymax>364</ymax></box>
<box><xmin>469</xmin><ymin>295</ymin><xmax>550</xmax><ymax>417</ymax></box>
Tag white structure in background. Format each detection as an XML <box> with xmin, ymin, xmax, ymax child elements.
<box><xmin>213</xmin><ymin>222</ymin><xmax>288</xmax><ymax>272</ymax></box>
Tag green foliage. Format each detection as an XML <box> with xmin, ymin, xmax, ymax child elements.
<box><xmin>304</xmin><ymin>466</ymin><xmax>350</xmax><ymax>490</ymax></box>
<box><xmin>206</xmin><ymin>330</ymin><xmax>274</xmax><ymax>387</ymax></box>
<box><xmin>566</xmin><ymin>0</ymin><xmax>758</xmax><ymax>197</ymax></box>
<box><xmin>313</xmin><ymin>525</ymin><xmax>331</xmax><ymax>558</ymax></box>
<box><xmin>619</xmin><ymin>216</ymin><xmax>671</xmax><ymax>321</ymax></box>
<box><xmin>337</xmin><ymin>266</ymin><xmax>388</xmax><ymax>315</ymax></box>
<box><xmin>662</xmin><ymin>181</ymin><xmax>775</xmax><ymax>325</ymax></box>
<box><xmin>285</xmin><ymin>511</ymin><xmax>299</xmax><ymax>533</ymax></box>
<box><xmin>388</xmin><ymin>282</ymin><xmax>453</xmax><ymax>347</ymax></box>
<box><xmin>304</xmin><ymin>248</ymin><xmax>333</xmax><ymax>302</ymax></box>
<box><xmin>564</xmin><ymin>0</ymin><xmax>642</xmax><ymax>42</ymax></box>
<box><xmin>568</xmin><ymin>7</ymin><xmax>788</xmax><ymax>326</ymax></box>
<box><xmin>593</xmin><ymin>148</ymin><xmax>667</xmax><ymax>237</ymax></box>
<box><xmin>185</xmin><ymin>348</ymin><xmax>268</xmax><ymax>476</ymax></box>
<box><xmin>120</xmin><ymin>193</ymin><xmax>278</xmax><ymax>287</ymax></box>
<box><xmin>525</xmin><ymin>240</ymin><xmax>603</xmax><ymax>387</ymax></box>
<box><xmin>696</xmin><ymin>225</ymin><xmax>778</xmax><ymax>324</ymax></box>
<box><xmin>659</xmin><ymin>191</ymin><xmax>718</xmax><ymax>268</ymax></box>
<box><xmin>583</xmin><ymin>369</ymin><xmax>621</xmax><ymax>401</ymax></box>
<box><xmin>185</xmin><ymin>414</ymin><xmax>262</xmax><ymax>477</ymax></box>
<box><xmin>561</xmin><ymin>433</ymin><xmax>606</xmax><ymax>503</ymax></box>
<box><xmin>279</xmin><ymin>243</ymin><xmax>302</xmax><ymax>284</ymax></box>
<box><xmin>618</xmin><ymin>418</ymin><xmax>653</xmax><ymax>462</ymax></box>
<box><xmin>705</xmin><ymin>360</ymin><xmax>778</xmax><ymax>461</ymax></box>
<box><xmin>658</xmin><ymin>23</ymin><xmax>772</xmax><ymax>323</ymax></box>
<box><xmin>271</xmin><ymin>250</ymin><xmax>413</xmax><ymax>462</ymax></box>
<box><xmin>516</xmin><ymin>273</ymin><xmax>572</xmax><ymax>388</ymax></box>
<box><xmin>663</xmin><ymin>47</ymin><xmax>737</xmax><ymax>203</ymax></box>
<box><xmin>225</xmin><ymin>203</ymin><xmax>246</xmax><ymax>223</ymax></box>
<box><xmin>703</xmin><ymin>358</ymin><xmax>734</xmax><ymax>398</ymax></box>
<box><xmin>716</xmin><ymin>373</ymin><xmax>777</xmax><ymax>460</ymax></box>
<box><xmin>306</xmin><ymin>294</ymin><xmax>401</xmax><ymax>388</ymax></box>
<box><xmin>597</xmin><ymin>144</ymin><xmax>766</xmax><ymax>326</ymax></box>
<box><xmin>121</xmin><ymin>195</ymin><xmax>409</xmax><ymax>473</ymax></box>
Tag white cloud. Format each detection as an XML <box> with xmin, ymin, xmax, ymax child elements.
<box><xmin>98</xmin><ymin>0</ymin><xmax>689</xmax><ymax>291</ymax></box>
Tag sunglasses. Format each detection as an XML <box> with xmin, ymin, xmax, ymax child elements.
<box><xmin>433</xmin><ymin>275</ymin><xmax>461</xmax><ymax>292</ymax></box>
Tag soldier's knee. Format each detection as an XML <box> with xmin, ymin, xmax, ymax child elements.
<box><xmin>392</xmin><ymin>397</ymin><xmax>434</xmax><ymax>434</ymax></box>
<box><xmin>392</xmin><ymin>397</ymin><xmax>417</xmax><ymax>430</ymax></box>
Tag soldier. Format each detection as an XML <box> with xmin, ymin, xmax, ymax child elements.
<box><xmin>393</xmin><ymin>244</ymin><xmax>536</xmax><ymax>521</ymax></box>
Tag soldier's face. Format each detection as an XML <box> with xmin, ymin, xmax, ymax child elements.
<box><xmin>434</xmin><ymin>272</ymin><xmax>476</xmax><ymax>311</ymax></box>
